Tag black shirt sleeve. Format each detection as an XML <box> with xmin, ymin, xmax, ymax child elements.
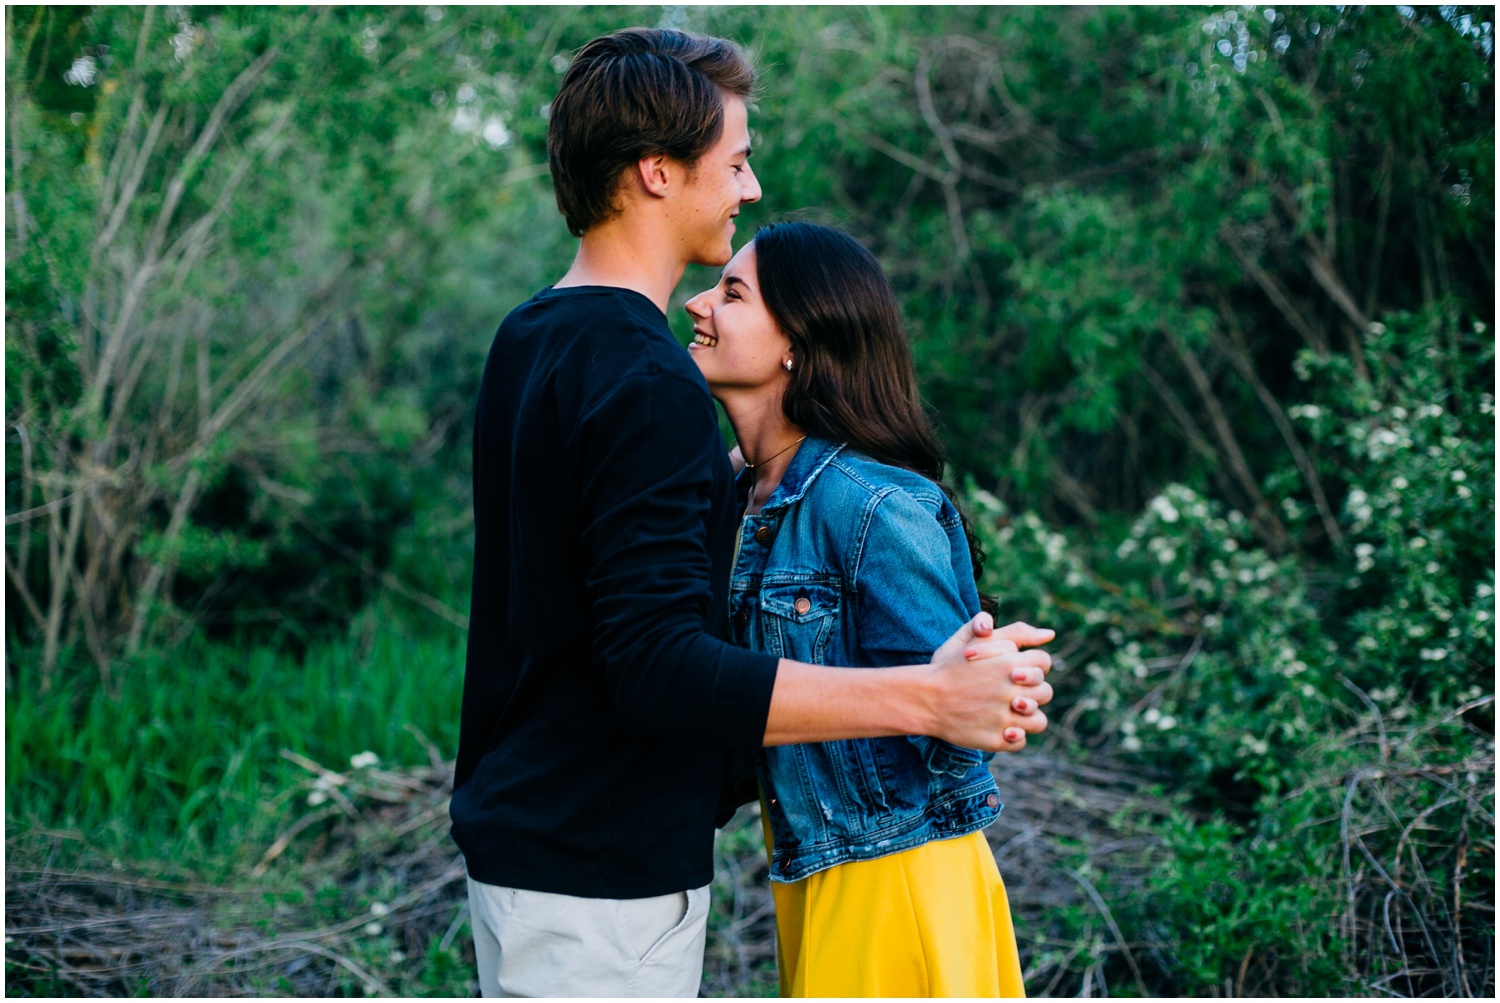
<box><xmin>574</xmin><ymin>367</ymin><xmax>778</xmax><ymax>750</ymax></box>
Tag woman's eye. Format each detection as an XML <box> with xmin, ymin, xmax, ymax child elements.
<box><xmin>724</xmin><ymin>288</ymin><xmax>740</xmax><ymax>300</ymax></box>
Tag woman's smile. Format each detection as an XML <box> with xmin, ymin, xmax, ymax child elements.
<box><xmin>683</xmin><ymin>243</ymin><xmax>793</xmax><ymax>394</ymax></box>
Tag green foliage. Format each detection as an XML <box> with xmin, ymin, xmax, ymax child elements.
<box><xmin>6</xmin><ymin>622</ymin><xmax>464</xmax><ymax>864</ymax></box>
<box><xmin>965</xmin><ymin>304</ymin><xmax>1493</xmax><ymax>995</ymax></box>
<box><xmin>5</xmin><ymin>4</ymin><xmax>1493</xmax><ymax>997</ymax></box>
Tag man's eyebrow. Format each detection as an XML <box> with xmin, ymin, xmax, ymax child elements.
<box><xmin>735</xmin><ymin>145</ymin><xmax>753</xmax><ymax>159</ymax></box>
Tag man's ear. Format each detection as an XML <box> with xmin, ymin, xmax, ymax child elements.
<box><xmin>633</xmin><ymin>153</ymin><xmax>673</xmax><ymax>199</ymax></box>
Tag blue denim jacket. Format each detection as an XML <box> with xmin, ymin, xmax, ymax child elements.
<box><xmin>728</xmin><ymin>437</ymin><xmax>1002</xmax><ymax>883</ymax></box>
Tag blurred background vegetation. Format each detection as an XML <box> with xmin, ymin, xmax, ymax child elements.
<box><xmin>5</xmin><ymin>4</ymin><xmax>1494</xmax><ymax>997</ymax></box>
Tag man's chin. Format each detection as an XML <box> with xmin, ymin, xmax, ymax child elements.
<box><xmin>692</xmin><ymin>238</ymin><xmax>735</xmax><ymax>269</ymax></box>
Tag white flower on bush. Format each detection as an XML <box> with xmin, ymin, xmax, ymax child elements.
<box><xmin>1420</xmin><ymin>647</ymin><xmax>1449</xmax><ymax>661</ymax></box>
<box><xmin>1116</xmin><ymin>538</ymin><xmax>1139</xmax><ymax>558</ymax></box>
<box><xmin>1346</xmin><ymin>489</ymin><xmax>1374</xmax><ymax>524</ymax></box>
<box><xmin>1354</xmin><ymin>542</ymin><xmax>1377</xmax><ymax>573</ymax></box>
<box><xmin>1451</xmin><ymin>469</ymin><xmax>1467</xmax><ymax>482</ymax></box>
<box><xmin>970</xmin><ymin>488</ymin><xmax>1005</xmax><ymax>514</ymax></box>
<box><xmin>1149</xmin><ymin>495</ymin><xmax>1181</xmax><ymax>523</ymax></box>
<box><xmin>1288</xmin><ymin>404</ymin><xmax>1321</xmax><ymax>420</ymax></box>
<box><xmin>350</xmin><ymin>750</ymin><xmax>380</xmax><ymax>770</ymax></box>
<box><xmin>1121</xmin><ymin>735</ymin><xmax>1143</xmax><ymax>752</ymax></box>
<box><xmin>1391</xmin><ymin>476</ymin><xmax>1409</xmax><ymax>490</ymax></box>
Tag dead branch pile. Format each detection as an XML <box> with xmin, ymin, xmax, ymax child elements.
<box><xmin>7</xmin><ymin>737</ymin><xmax>1492</xmax><ymax>997</ymax></box>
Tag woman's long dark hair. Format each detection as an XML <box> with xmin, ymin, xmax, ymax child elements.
<box><xmin>753</xmin><ymin>222</ymin><xmax>996</xmax><ymax>614</ymax></box>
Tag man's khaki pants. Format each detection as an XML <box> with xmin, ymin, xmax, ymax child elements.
<box><xmin>466</xmin><ymin>877</ymin><xmax>711</xmax><ymax>998</ymax></box>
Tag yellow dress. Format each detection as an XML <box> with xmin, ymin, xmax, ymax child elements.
<box><xmin>766</xmin><ymin>822</ymin><xmax>1026</xmax><ymax>998</ymax></box>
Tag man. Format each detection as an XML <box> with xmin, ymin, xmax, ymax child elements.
<box><xmin>451</xmin><ymin>27</ymin><xmax>1054</xmax><ymax>998</ymax></box>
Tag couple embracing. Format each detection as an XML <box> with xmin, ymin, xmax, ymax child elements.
<box><xmin>450</xmin><ymin>27</ymin><xmax>1055</xmax><ymax>999</ymax></box>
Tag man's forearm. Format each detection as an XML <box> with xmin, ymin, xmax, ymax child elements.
<box><xmin>762</xmin><ymin>659</ymin><xmax>938</xmax><ymax>746</ymax></box>
<box><xmin>760</xmin><ymin>620</ymin><xmax>1054</xmax><ymax>751</ymax></box>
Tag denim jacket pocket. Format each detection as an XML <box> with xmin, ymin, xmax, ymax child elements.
<box><xmin>907</xmin><ymin>735</ymin><xmax>991</xmax><ymax>778</ymax></box>
<box><xmin>758</xmin><ymin>578</ymin><xmax>841</xmax><ymax>664</ymax></box>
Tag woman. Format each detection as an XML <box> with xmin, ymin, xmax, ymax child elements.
<box><xmin>685</xmin><ymin>222</ymin><xmax>1028</xmax><ymax>997</ymax></box>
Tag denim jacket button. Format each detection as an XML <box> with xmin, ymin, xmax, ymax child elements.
<box><xmin>733</xmin><ymin>610</ymin><xmax>749</xmax><ymax>630</ymax></box>
<box><xmin>793</xmin><ymin>596</ymin><xmax>812</xmax><ymax>615</ymax></box>
<box><xmin>754</xmin><ymin>525</ymin><xmax>775</xmax><ymax>546</ymax></box>
<box><xmin>987</xmin><ymin>794</ymin><xmax>1000</xmax><ymax>808</ymax></box>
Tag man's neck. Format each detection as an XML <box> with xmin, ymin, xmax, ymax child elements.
<box><xmin>554</xmin><ymin>217</ymin><xmax>687</xmax><ymax>315</ymax></box>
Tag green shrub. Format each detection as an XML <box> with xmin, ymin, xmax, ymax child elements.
<box><xmin>965</xmin><ymin>307</ymin><xmax>1493</xmax><ymax>995</ymax></box>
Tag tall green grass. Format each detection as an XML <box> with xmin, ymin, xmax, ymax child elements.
<box><xmin>6</xmin><ymin>624</ymin><xmax>466</xmax><ymax>866</ymax></box>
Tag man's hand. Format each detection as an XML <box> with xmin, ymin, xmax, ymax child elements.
<box><xmin>925</xmin><ymin>612</ymin><xmax>1054</xmax><ymax>753</ymax></box>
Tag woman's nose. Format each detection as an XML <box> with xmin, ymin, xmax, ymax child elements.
<box><xmin>684</xmin><ymin>291</ymin><xmax>710</xmax><ymax>319</ymax></box>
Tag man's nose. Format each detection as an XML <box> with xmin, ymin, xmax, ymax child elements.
<box><xmin>741</xmin><ymin>163</ymin><xmax>763</xmax><ymax>204</ymax></box>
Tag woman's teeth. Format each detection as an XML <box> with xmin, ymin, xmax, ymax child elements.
<box><xmin>693</xmin><ymin>331</ymin><xmax>718</xmax><ymax>347</ymax></box>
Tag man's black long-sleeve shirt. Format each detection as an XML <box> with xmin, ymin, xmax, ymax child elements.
<box><xmin>451</xmin><ymin>285</ymin><xmax>779</xmax><ymax>898</ymax></box>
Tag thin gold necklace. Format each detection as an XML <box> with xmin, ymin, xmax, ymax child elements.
<box><xmin>742</xmin><ymin>435</ymin><xmax>807</xmax><ymax>470</ymax></box>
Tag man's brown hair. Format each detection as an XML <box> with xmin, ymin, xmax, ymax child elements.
<box><xmin>547</xmin><ymin>28</ymin><xmax>755</xmax><ymax>237</ymax></box>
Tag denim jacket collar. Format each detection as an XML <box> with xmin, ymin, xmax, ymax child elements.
<box><xmin>748</xmin><ymin>436</ymin><xmax>845</xmax><ymax>515</ymax></box>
